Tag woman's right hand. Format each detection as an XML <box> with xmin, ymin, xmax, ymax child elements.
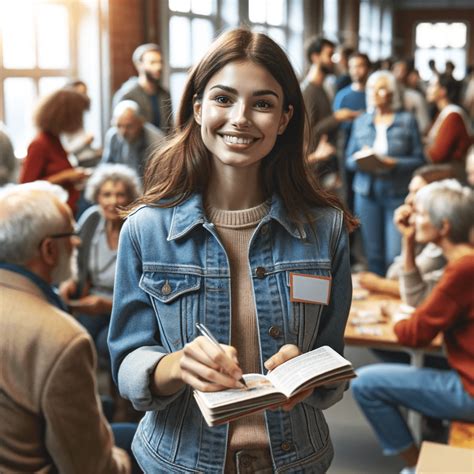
<box><xmin>179</xmin><ymin>336</ymin><xmax>244</xmax><ymax>392</ymax></box>
<box><xmin>394</xmin><ymin>203</ymin><xmax>415</xmax><ymax>239</ymax></box>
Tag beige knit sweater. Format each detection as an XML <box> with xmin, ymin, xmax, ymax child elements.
<box><xmin>206</xmin><ymin>201</ymin><xmax>271</xmax><ymax>463</ymax></box>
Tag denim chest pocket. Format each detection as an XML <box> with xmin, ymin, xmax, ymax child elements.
<box><xmin>285</xmin><ymin>268</ymin><xmax>330</xmax><ymax>352</ymax></box>
<box><xmin>139</xmin><ymin>272</ymin><xmax>201</xmax><ymax>351</ymax></box>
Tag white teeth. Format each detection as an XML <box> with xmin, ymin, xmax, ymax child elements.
<box><xmin>222</xmin><ymin>135</ymin><xmax>253</xmax><ymax>145</ymax></box>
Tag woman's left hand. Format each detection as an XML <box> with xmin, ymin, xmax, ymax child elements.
<box><xmin>264</xmin><ymin>344</ymin><xmax>314</xmax><ymax>411</ymax></box>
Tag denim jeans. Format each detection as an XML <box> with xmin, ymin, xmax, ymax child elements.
<box><xmin>352</xmin><ymin>364</ymin><xmax>474</xmax><ymax>455</ymax></box>
<box><xmin>355</xmin><ymin>188</ymin><xmax>404</xmax><ymax>276</ymax></box>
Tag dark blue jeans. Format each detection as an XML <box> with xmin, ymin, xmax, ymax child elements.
<box><xmin>355</xmin><ymin>190</ymin><xmax>404</xmax><ymax>276</ymax></box>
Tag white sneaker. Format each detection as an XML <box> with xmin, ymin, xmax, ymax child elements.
<box><xmin>399</xmin><ymin>467</ymin><xmax>416</xmax><ymax>474</ymax></box>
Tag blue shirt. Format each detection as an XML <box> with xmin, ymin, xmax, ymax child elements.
<box><xmin>108</xmin><ymin>193</ymin><xmax>352</xmax><ymax>473</ymax></box>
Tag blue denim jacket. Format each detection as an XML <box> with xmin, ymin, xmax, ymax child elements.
<box><xmin>345</xmin><ymin>111</ymin><xmax>425</xmax><ymax>197</ymax></box>
<box><xmin>108</xmin><ymin>193</ymin><xmax>352</xmax><ymax>473</ymax></box>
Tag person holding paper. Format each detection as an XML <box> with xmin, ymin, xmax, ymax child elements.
<box><xmin>352</xmin><ymin>182</ymin><xmax>474</xmax><ymax>474</ymax></box>
<box><xmin>108</xmin><ymin>28</ymin><xmax>356</xmax><ymax>473</ymax></box>
<box><xmin>346</xmin><ymin>70</ymin><xmax>425</xmax><ymax>276</ymax></box>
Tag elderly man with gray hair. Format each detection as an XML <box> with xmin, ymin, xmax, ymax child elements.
<box><xmin>0</xmin><ymin>183</ymin><xmax>133</xmax><ymax>473</ymax></box>
<box><xmin>102</xmin><ymin>100</ymin><xmax>164</xmax><ymax>178</ymax></box>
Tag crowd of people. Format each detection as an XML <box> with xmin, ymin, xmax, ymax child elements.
<box><xmin>0</xmin><ymin>27</ymin><xmax>473</xmax><ymax>474</ymax></box>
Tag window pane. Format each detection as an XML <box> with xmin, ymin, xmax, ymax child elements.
<box><xmin>267</xmin><ymin>27</ymin><xmax>286</xmax><ymax>49</ymax></box>
<box><xmin>289</xmin><ymin>0</ymin><xmax>303</xmax><ymax>31</ymax></box>
<box><xmin>448</xmin><ymin>23</ymin><xmax>466</xmax><ymax>48</ymax></box>
<box><xmin>192</xmin><ymin>19</ymin><xmax>214</xmax><ymax>64</ymax></box>
<box><xmin>4</xmin><ymin>78</ymin><xmax>36</xmax><ymax>157</ymax></box>
<box><xmin>39</xmin><ymin>77</ymin><xmax>68</xmax><ymax>97</ymax></box>
<box><xmin>169</xmin><ymin>16</ymin><xmax>191</xmax><ymax>67</ymax></box>
<box><xmin>288</xmin><ymin>33</ymin><xmax>303</xmax><ymax>77</ymax></box>
<box><xmin>249</xmin><ymin>0</ymin><xmax>266</xmax><ymax>23</ymax></box>
<box><xmin>221</xmin><ymin>0</ymin><xmax>239</xmax><ymax>27</ymax></box>
<box><xmin>191</xmin><ymin>0</ymin><xmax>213</xmax><ymax>15</ymax></box>
<box><xmin>170</xmin><ymin>72</ymin><xmax>188</xmax><ymax>114</ymax></box>
<box><xmin>416</xmin><ymin>23</ymin><xmax>433</xmax><ymax>48</ymax></box>
<box><xmin>169</xmin><ymin>0</ymin><xmax>191</xmax><ymax>13</ymax></box>
<box><xmin>1</xmin><ymin>1</ymin><xmax>35</xmax><ymax>68</ymax></box>
<box><xmin>266</xmin><ymin>0</ymin><xmax>285</xmax><ymax>26</ymax></box>
<box><xmin>37</xmin><ymin>4</ymin><xmax>70</xmax><ymax>69</ymax></box>
<box><xmin>432</xmin><ymin>23</ymin><xmax>449</xmax><ymax>49</ymax></box>
<box><xmin>323</xmin><ymin>0</ymin><xmax>338</xmax><ymax>41</ymax></box>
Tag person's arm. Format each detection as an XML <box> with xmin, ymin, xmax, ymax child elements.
<box><xmin>358</xmin><ymin>271</ymin><xmax>400</xmax><ymax>297</ymax></box>
<box><xmin>384</xmin><ymin>115</ymin><xmax>426</xmax><ymax>172</ymax></box>
<box><xmin>42</xmin><ymin>333</ymin><xmax>130</xmax><ymax>474</ymax></box>
<box><xmin>101</xmin><ymin>128</ymin><xmax>116</xmax><ymax>164</ymax></box>
<box><xmin>345</xmin><ymin>119</ymin><xmax>362</xmax><ymax>173</ymax></box>
<box><xmin>19</xmin><ymin>140</ymin><xmax>47</xmax><ymax>183</ymax></box>
<box><xmin>394</xmin><ymin>265</ymin><xmax>463</xmax><ymax>346</ymax></box>
<box><xmin>425</xmin><ymin>113</ymin><xmax>463</xmax><ymax>163</ymax></box>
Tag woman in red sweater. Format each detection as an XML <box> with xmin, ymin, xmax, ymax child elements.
<box><xmin>19</xmin><ymin>89</ymin><xmax>91</xmax><ymax>214</ymax></box>
<box><xmin>352</xmin><ymin>180</ymin><xmax>474</xmax><ymax>474</ymax></box>
<box><xmin>425</xmin><ymin>73</ymin><xmax>472</xmax><ymax>180</ymax></box>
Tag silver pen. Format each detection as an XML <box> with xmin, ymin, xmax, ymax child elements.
<box><xmin>195</xmin><ymin>322</ymin><xmax>248</xmax><ymax>388</ymax></box>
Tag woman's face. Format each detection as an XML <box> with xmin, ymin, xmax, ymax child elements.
<box><xmin>97</xmin><ymin>180</ymin><xmax>130</xmax><ymax>222</ymax></box>
<box><xmin>413</xmin><ymin>202</ymin><xmax>440</xmax><ymax>244</ymax></box>
<box><xmin>193</xmin><ymin>60</ymin><xmax>293</xmax><ymax>172</ymax></box>
<box><xmin>426</xmin><ymin>77</ymin><xmax>442</xmax><ymax>104</ymax></box>
<box><xmin>372</xmin><ymin>76</ymin><xmax>393</xmax><ymax>110</ymax></box>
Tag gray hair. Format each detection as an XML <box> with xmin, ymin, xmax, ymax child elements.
<box><xmin>84</xmin><ymin>163</ymin><xmax>142</xmax><ymax>203</ymax></box>
<box><xmin>415</xmin><ymin>179</ymin><xmax>474</xmax><ymax>243</ymax></box>
<box><xmin>112</xmin><ymin>100</ymin><xmax>144</xmax><ymax>124</ymax></box>
<box><xmin>0</xmin><ymin>184</ymin><xmax>67</xmax><ymax>264</ymax></box>
<box><xmin>366</xmin><ymin>70</ymin><xmax>403</xmax><ymax>112</ymax></box>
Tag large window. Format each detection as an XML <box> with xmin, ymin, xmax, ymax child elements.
<box><xmin>0</xmin><ymin>0</ymin><xmax>105</xmax><ymax>157</ymax></box>
<box><xmin>415</xmin><ymin>22</ymin><xmax>467</xmax><ymax>81</ymax></box>
<box><xmin>164</xmin><ymin>0</ymin><xmax>304</xmax><ymax>110</ymax></box>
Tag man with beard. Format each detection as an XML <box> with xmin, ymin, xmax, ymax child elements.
<box><xmin>0</xmin><ymin>184</ymin><xmax>132</xmax><ymax>473</ymax></box>
<box><xmin>112</xmin><ymin>43</ymin><xmax>173</xmax><ymax>133</ymax></box>
<box><xmin>302</xmin><ymin>36</ymin><xmax>360</xmax><ymax>189</ymax></box>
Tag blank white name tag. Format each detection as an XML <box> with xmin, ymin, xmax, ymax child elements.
<box><xmin>290</xmin><ymin>272</ymin><xmax>332</xmax><ymax>305</ymax></box>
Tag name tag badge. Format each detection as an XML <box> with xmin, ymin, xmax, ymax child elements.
<box><xmin>290</xmin><ymin>272</ymin><xmax>331</xmax><ymax>305</ymax></box>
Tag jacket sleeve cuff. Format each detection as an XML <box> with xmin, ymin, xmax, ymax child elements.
<box><xmin>303</xmin><ymin>381</ymin><xmax>347</xmax><ymax>410</ymax></box>
<box><xmin>117</xmin><ymin>346</ymin><xmax>186</xmax><ymax>411</ymax></box>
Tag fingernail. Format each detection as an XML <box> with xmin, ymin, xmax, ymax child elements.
<box><xmin>265</xmin><ymin>360</ymin><xmax>275</xmax><ymax>370</ymax></box>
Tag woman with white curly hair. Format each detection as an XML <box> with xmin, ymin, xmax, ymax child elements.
<box><xmin>60</xmin><ymin>164</ymin><xmax>141</xmax><ymax>363</ymax></box>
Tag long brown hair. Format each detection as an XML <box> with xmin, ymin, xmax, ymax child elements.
<box><xmin>136</xmin><ymin>28</ymin><xmax>357</xmax><ymax>231</ymax></box>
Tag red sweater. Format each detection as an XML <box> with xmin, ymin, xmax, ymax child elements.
<box><xmin>19</xmin><ymin>132</ymin><xmax>79</xmax><ymax>214</ymax></box>
<box><xmin>394</xmin><ymin>255</ymin><xmax>474</xmax><ymax>396</ymax></box>
<box><xmin>426</xmin><ymin>111</ymin><xmax>472</xmax><ymax>164</ymax></box>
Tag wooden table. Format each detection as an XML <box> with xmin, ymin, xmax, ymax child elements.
<box><xmin>344</xmin><ymin>286</ymin><xmax>443</xmax><ymax>442</ymax></box>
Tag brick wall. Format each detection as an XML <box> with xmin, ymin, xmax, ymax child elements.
<box><xmin>108</xmin><ymin>0</ymin><xmax>146</xmax><ymax>94</ymax></box>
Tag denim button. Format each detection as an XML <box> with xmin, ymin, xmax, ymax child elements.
<box><xmin>161</xmin><ymin>281</ymin><xmax>171</xmax><ymax>295</ymax></box>
<box><xmin>268</xmin><ymin>325</ymin><xmax>282</xmax><ymax>338</ymax></box>
<box><xmin>255</xmin><ymin>267</ymin><xmax>266</xmax><ymax>278</ymax></box>
<box><xmin>280</xmin><ymin>440</ymin><xmax>294</xmax><ymax>451</ymax></box>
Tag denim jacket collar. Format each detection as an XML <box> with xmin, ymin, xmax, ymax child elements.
<box><xmin>167</xmin><ymin>193</ymin><xmax>305</xmax><ymax>241</ymax></box>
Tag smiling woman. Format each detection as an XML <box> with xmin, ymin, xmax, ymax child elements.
<box><xmin>107</xmin><ymin>28</ymin><xmax>357</xmax><ymax>473</ymax></box>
